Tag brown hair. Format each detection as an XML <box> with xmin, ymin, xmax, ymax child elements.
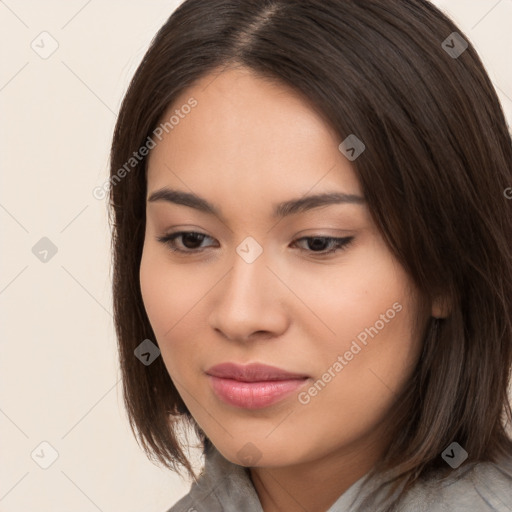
<box><xmin>108</xmin><ymin>0</ymin><xmax>512</xmax><ymax>508</ymax></box>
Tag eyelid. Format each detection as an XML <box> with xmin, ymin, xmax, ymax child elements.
<box><xmin>156</xmin><ymin>230</ymin><xmax>355</xmax><ymax>257</ymax></box>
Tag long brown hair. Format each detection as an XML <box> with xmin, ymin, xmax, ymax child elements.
<box><xmin>108</xmin><ymin>0</ymin><xmax>512</xmax><ymax>509</ymax></box>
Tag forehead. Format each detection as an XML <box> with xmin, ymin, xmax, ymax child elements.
<box><xmin>146</xmin><ymin>66</ymin><xmax>363</xmax><ymax>206</ymax></box>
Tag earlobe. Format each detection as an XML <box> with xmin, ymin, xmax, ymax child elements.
<box><xmin>431</xmin><ymin>294</ymin><xmax>451</xmax><ymax>319</ymax></box>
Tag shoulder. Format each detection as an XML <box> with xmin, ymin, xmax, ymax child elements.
<box><xmin>396</xmin><ymin>456</ymin><xmax>512</xmax><ymax>512</ymax></box>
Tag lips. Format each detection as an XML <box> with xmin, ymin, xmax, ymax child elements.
<box><xmin>205</xmin><ymin>362</ymin><xmax>309</xmax><ymax>382</ymax></box>
<box><xmin>205</xmin><ymin>362</ymin><xmax>310</xmax><ymax>409</ymax></box>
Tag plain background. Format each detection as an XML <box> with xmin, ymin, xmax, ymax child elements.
<box><xmin>1</xmin><ymin>1</ymin><xmax>511</xmax><ymax>511</ymax></box>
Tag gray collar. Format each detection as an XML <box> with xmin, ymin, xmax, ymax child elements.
<box><xmin>168</xmin><ymin>444</ymin><xmax>512</xmax><ymax>512</ymax></box>
<box><xmin>169</xmin><ymin>444</ymin><xmax>385</xmax><ymax>512</ymax></box>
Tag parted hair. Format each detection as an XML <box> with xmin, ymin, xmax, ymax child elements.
<box><xmin>108</xmin><ymin>0</ymin><xmax>512</xmax><ymax>509</ymax></box>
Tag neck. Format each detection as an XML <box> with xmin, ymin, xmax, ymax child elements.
<box><xmin>249</xmin><ymin>429</ymin><xmax>390</xmax><ymax>512</ymax></box>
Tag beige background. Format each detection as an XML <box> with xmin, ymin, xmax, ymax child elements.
<box><xmin>1</xmin><ymin>1</ymin><xmax>511</xmax><ymax>511</ymax></box>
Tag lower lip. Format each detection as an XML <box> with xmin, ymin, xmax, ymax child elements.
<box><xmin>208</xmin><ymin>375</ymin><xmax>308</xmax><ymax>409</ymax></box>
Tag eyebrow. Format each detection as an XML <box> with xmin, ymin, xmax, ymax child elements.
<box><xmin>147</xmin><ymin>187</ymin><xmax>365</xmax><ymax>219</ymax></box>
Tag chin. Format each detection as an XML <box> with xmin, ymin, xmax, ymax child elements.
<box><xmin>212</xmin><ymin>433</ymin><xmax>310</xmax><ymax>468</ymax></box>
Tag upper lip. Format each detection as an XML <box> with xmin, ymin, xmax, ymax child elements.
<box><xmin>206</xmin><ymin>362</ymin><xmax>309</xmax><ymax>382</ymax></box>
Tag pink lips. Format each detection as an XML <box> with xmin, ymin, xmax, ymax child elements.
<box><xmin>206</xmin><ymin>362</ymin><xmax>309</xmax><ymax>409</ymax></box>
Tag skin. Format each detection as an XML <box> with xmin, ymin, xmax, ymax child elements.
<box><xmin>140</xmin><ymin>66</ymin><xmax>445</xmax><ymax>512</ymax></box>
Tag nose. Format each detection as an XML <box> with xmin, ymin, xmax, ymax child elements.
<box><xmin>208</xmin><ymin>248</ymin><xmax>289</xmax><ymax>343</ymax></box>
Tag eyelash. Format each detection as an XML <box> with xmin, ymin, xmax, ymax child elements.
<box><xmin>156</xmin><ymin>231</ymin><xmax>354</xmax><ymax>257</ymax></box>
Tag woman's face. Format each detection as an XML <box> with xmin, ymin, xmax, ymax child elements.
<box><xmin>140</xmin><ymin>66</ymin><xmax>426</xmax><ymax>469</ymax></box>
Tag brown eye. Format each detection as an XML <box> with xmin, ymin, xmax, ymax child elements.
<box><xmin>156</xmin><ymin>231</ymin><xmax>215</xmax><ymax>253</ymax></box>
<box><xmin>156</xmin><ymin>232</ymin><xmax>354</xmax><ymax>257</ymax></box>
<box><xmin>291</xmin><ymin>236</ymin><xmax>354</xmax><ymax>255</ymax></box>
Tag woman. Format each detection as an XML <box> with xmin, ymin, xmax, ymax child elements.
<box><xmin>108</xmin><ymin>0</ymin><xmax>512</xmax><ymax>510</ymax></box>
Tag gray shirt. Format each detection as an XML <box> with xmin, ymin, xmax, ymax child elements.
<box><xmin>167</xmin><ymin>445</ymin><xmax>512</xmax><ymax>511</ymax></box>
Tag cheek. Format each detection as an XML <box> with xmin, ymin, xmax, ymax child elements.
<box><xmin>140</xmin><ymin>242</ymin><xmax>197</xmax><ymax>324</ymax></box>
<box><xmin>139</xmin><ymin>247</ymin><xmax>171</xmax><ymax>329</ymax></box>
<box><xmin>295</xmin><ymin>298</ymin><xmax>420</xmax><ymax>452</ymax></box>
<box><xmin>139</xmin><ymin>246</ymin><xmax>186</xmax><ymax>347</ymax></box>
<box><xmin>139</xmin><ymin>244</ymin><xmax>211</xmax><ymax>371</ymax></box>
<box><xmin>304</xmin><ymin>241</ymin><xmax>422</xmax><ymax>398</ymax></box>
<box><xmin>292</xmin><ymin>244</ymin><xmax>413</xmax><ymax>354</ymax></box>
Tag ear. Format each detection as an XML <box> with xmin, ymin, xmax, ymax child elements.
<box><xmin>431</xmin><ymin>294</ymin><xmax>451</xmax><ymax>319</ymax></box>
